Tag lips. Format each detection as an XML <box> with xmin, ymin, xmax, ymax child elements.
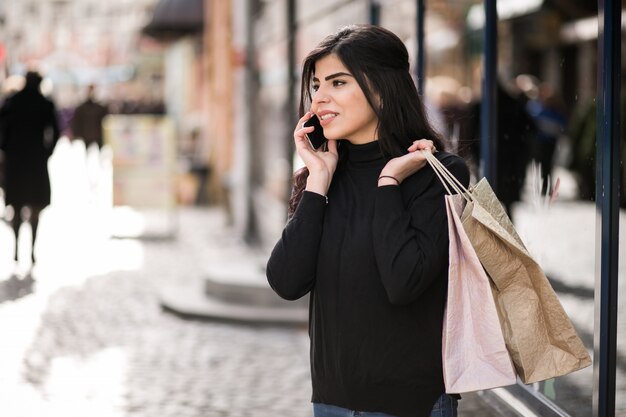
<box><xmin>317</xmin><ymin>111</ymin><xmax>338</xmax><ymax>125</ymax></box>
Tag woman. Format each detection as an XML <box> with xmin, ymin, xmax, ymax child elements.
<box><xmin>266</xmin><ymin>25</ymin><xmax>469</xmax><ymax>417</ymax></box>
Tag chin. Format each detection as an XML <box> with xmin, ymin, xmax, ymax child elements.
<box><xmin>324</xmin><ymin>131</ymin><xmax>344</xmax><ymax>141</ymax></box>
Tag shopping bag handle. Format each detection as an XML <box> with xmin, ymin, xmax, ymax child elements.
<box><xmin>421</xmin><ymin>150</ymin><xmax>472</xmax><ymax>202</ymax></box>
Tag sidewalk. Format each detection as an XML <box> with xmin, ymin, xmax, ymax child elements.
<box><xmin>0</xmin><ymin>205</ymin><xmax>315</xmax><ymax>417</ymax></box>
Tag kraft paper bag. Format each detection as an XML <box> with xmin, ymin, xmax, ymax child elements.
<box><xmin>442</xmin><ymin>194</ymin><xmax>517</xmax><ymax>393</ymax></box>
<box><xmin>423</xmin><ymin>151</ymin><xmax>591</xmax><ymax>385</ymax></box>
<box><xmin>460</xmin><ymin>178</ymin><xmax>592</xmax><ymax>384</ymax></box>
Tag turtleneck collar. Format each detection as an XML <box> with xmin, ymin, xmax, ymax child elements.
<box><xmin>343</xmin><ymin>140</ymin><xmax>384</xmax><ymax>163</ymax></box>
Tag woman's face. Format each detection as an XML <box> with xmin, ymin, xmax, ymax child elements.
<box><xmin>310</xmin><ymin>54</ymin><xmax>379</xmax><ymax>144</ymax></box>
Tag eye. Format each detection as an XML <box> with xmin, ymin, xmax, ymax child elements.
<box><xmin>311</xmin><ymin>84</ymin><xmax>320</xmax><ymax>92</ymax></box>
<box><xmin>332</xmin><ymin>80</ymin><xmax>346</xmax><ymax>87</ymax></box>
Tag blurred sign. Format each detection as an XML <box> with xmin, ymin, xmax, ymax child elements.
<box><xmin>103</xmin><ymin>115</ymin><xmax>176</xmax><ymax>209</ymax></box>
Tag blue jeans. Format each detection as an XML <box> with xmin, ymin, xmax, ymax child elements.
<box><xmin>429</xmin><ymin>394</ymin><xmax>458</xmax><ymax>417</ymax></box>
<box><xmin>313</xmin><ymin>394</ymin><xmax>458</xmax><ymax>417</ymax></box>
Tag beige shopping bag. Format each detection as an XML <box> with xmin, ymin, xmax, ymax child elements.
<box><xmin>460</xmin><ymin>179</ymin><xmax>591</xmax><ymax>384</ymax></box>
<box><xmin>442</xmin><ymin>193</ymin><xmax>517</xmax><ymax>393</ymax></box>
<box><xmin>425</xmin><ymin>151</ymin><xmax>591</xmax><ymax>385</ymax></box>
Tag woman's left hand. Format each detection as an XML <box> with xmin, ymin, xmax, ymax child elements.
<box><xmin>378</xmin><ymin>139</ymin><xmax>437</xmax><ymax>185</ymax></box>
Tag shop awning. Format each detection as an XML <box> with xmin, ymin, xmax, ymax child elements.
<box><xmin>142</xmin><ymin>0</ymin><xmax>204</xmax><ymax>39</ymax></box>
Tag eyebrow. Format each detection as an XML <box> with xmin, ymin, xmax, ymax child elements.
<box><xmin>312</xmin><ymin>72</ymin><xmax>353</xmax><ymax>82</ymax></box>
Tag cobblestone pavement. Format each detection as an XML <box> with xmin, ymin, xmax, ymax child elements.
<box><xmin>1</xmin><ymin>208</ymin><xmax>314</xmax><ymax>417</ymax></box>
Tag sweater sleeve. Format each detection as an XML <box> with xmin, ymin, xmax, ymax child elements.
<box><xmin>266</xmin><ymin>191</ymin><xmax>326</xmax><ymax>300</ymax></box>
<box><xmin>372</xmin><ymin>156</ymin><xmax>470</xmax><ymax>305</ymax></box>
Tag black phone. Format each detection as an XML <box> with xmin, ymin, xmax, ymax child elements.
<box><xmin>303</xmin><ymin>115</ymin><xmax>327</xmax><ymax>149</ymax></box>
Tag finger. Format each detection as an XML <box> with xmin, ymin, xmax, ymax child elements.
<box><xmin>407</xmin><ymin>139</ymin><xmax>427</xmax><ymax>152</ymax></box>
<box><xmin>294</xmin><ymin>125</ymin><xmax>313</xmax><ymax>148</ymax></box>
<box><xmin>294</xmin><ymin>133</ymin><xmax>313</xmax><ymax>152</ymax></box>
<box><xmin>416</xmin><ymin>139</ymin><xmax>434</xmax><ymax>149</ymax></box>
<box><xmin>295</xmin><ymin>125</ymin><xmax>315</xmax><ymax>138</ymax></box>
<box><xmin>408</xmin><ymin>139</ymin><xmax>435</xmax><ymax>152</ymax></box>
<box><xmin>299</xmin><ymin>111</ymin><xmax>312</xmax><ymax>123</ymax></box>
<box><xmin>296</xmin><ymin>111</ymin><xmax>314</xmax><ymax>129</ymax></box>
<box><xmin>294</xmin><ymin>111</ymin><xmax>313</xmax><ymax>133</ymax></box>
<box><xmin>294</xmin><ymin>116</ymin><xmax>315</xmax><ymax>146</ymax></box>
<box><xmin>407</xmin><ymin>142</ymin><xmax>419</xmax><ymax>152</ymax></box>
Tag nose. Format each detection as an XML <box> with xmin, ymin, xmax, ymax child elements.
<box><xmin>312</xmin><ymin>89</ymin><xmax>330</xmax><ymax>106</ymax></box>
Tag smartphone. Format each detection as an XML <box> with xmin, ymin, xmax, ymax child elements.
<box><xmin>303</xmin><ymin>114</ymin><xmax>327</xmax><ymax>149</ymax></box>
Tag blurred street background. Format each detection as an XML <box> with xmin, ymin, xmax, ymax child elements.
<box><xmin>0</xmin><ymin>0</ymin><xmax>625</xmax><ymax>416</ymax></box>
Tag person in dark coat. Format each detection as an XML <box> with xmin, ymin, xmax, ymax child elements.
<box><xmin>526</xmin><ymin>82</ymin><xmax>567</xmax><ymax>196</ymax></box>
<box><xmin>462</xmin><ymin>82</ymin><xmax>536</xmax><ymax>218</ymax></box>
<box><xmin>0</xmin><ymin>71</ymin><xmax>60</xmax><ymax>265</ymax></box>
<box><xmin>70</xmin><ymin>84</ymin><xmax>108</xmax><ymax>148</ymax></box>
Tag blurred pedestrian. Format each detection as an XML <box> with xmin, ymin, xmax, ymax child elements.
<box><xmin>0</xmin><ymin>71</ymin><xmax>60</xmax><ymax>265</ymax></box>
<box><xmin>568</xmin><ymin>92</ymin><xmax>626</xmax><ymax>207</ymax></box>
<box><xmin>526</xmin><ymin>82</ymin><xmax>567</xmax><ymax>196</ymax></box>
<box><xmin>267</xmin><ymin>25</ymin><xmax>469</xmax><ymax>417</ymax></box>
<box><xmin>0</xmin><ymin>75</ymin><xmax>25</xmax><ymax>199</ymax></box>
<box><xmin>463</xmin><ymin>81</ymin><xmax>535</xmax><ymax>218</ymax></box>
<box><xmin>70</xmin><ymin>84</ymin><xmax>108</xmax><ymax>149</ymax></box>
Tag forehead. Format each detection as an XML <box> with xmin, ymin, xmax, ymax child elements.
<box><xmin>313</xmin><ymin>54</ymin><xmax>350</xmax><ymax>79</ymax></box>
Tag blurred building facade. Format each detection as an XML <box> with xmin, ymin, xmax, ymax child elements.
<box><xmin>0</xmin><ymin>0</ymin><xmax>160</xmax><ymax>108</ymax></box>
<box><xmin>234</xmin><ymin>0</ymin><xmax>606</xmax><ymax>247</ymax></box>
<box><xmin>1</xmin><ymin>0</ymin><xmax>610</xmax><ymax>243</ymax></box>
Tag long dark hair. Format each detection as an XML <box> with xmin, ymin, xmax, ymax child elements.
<box><xmin>289</xmin><ymin>24</ymin><xmax>444</xmax><ymax>215</ymax></box>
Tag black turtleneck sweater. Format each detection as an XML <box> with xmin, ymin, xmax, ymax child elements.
<box><xmin>267</xmin><ymin>140</ymin><xmax>469</xmax><ymax>417</ymax></box>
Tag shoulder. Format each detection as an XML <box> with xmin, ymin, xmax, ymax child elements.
<box><xmin>406</xmin><ymin>151</ymin><xmax>469</xmax><ymax>186</ymax></box>
<box><xmin>435</xmin><ymin>152</ymin><xmax>470</xmax><ymax>187</ymax></box>
<box><xmin>401</xmin><ymin>151</ymin><xmax>469</xmax><ymax>200</ymax></box>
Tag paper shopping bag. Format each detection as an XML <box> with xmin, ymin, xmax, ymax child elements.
<box><xmin>442</xmin><ymin>193</ymin><xmax>517</xmax><ymax>393</ymax></box>
<box><xmin>423</xmin><ymin>151</ymin><xmax>591</xmax><ymax>384</ymax></box>
<box><xmin>460</xmin><ymin>178</ymin><xmax>592</xmax><ymax>384</ymax></box>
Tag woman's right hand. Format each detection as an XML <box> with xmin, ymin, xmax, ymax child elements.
<box><xmin>294</xmin><ymin>112</ymin><xmax>339</xmax><ymax>197</ymax></box>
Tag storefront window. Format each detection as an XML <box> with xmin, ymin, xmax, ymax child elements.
<box><xmin>515</xmin><ymin>191</ymin><xmax>594</xmax><ymax>417</ymax></box>
<box><xmin>415</xmin><ymin>1</ymin><xmax>606</xmax><ymax>416</ymax></box>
